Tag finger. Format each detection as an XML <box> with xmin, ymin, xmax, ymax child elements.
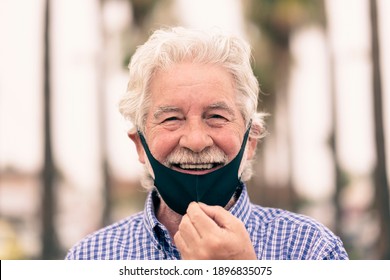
<box><xmin>186</xmin><ymin>202</ymin><xmax>220</xmax><ymax>237</ymax></box>
<box><xmin>198</xmin><ymin>202</ymin><xmax>237</xmax><ymax>229</ymax></box>
<box><xmin>173</xmin><ymin>231</ymin><xmax>188</xmax><ymax>256</ymax></box>
<box><xmin>174</xmin><ymin>232</ymin><xmax>195</xmax><ymax>260</ymax></box>
<box><xmin>177</xmin><ymin>214</ymin><xmax>201</xmax><ymax>246</ymax></box>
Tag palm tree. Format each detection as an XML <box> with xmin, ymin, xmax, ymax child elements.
<box><xmin>244</xmin><ymin>0</ymin><xmax>324</xmax><ymax>211</ymax></box>
<box><xmin>97</xmin><ymin>0</ymin><xmax>112</xmax><ymax>228</ymax></box>
<box><xmin>96</xmin><ymin>0</ymin><xmax>161</xmax><ymax>227</ymax></box>
<box><xmin>41</xmin><ymin>0</ymin><xmax>60</xmax><ymax>259</ymax></box>
<box><xmin>369</xmin><ymin>0</ymin><xmax>390</xmax><ymax>260</ymax></box>
<box><xmin>323</xmin><ymin>0</ymin><xmax>345</xmax><ymax>240</ymax></box>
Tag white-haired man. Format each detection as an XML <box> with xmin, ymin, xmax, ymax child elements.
<box><xmin>66</xmin><ymin>27</ymin><xmax>348</xmax><ymax>260</ymax></box>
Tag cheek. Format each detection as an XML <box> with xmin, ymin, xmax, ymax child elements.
<box><xmin>213</xmin><ymin>136</ymin><xmax>241</xmax><ymax>159</ymax></box>
<box><xmin>148</xmin><ymin>133</ymin><xmax>180</xmax><ymax>161</ymax></box>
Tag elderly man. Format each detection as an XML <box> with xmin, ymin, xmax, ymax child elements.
<box><xmin>66</xmin><ymin>27</ymin><xmax>348</xmax><ymax>260</ymax></box>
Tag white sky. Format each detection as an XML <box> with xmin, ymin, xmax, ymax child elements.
<box><xmin>0</xmin><ymin>0</ymin><xmax>44</xmax><ymax>172</ymax></box>
<box><xmin>175</xmin><ymin>0</ymin><xmax>246</xmax><ymax>37</ymax></box>
<box><xmin>326</xmin><ymin>0</ymin><xmax>376</xmax><ymax>175</ymax></box>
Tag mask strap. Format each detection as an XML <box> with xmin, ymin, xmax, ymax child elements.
<box><xmin>247</xmin><ymin>119</ymin><xmax>253</xmax><ymax>131</ymax></box>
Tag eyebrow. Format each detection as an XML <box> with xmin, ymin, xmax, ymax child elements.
<box><xmin>153</xmin><ymin>106</ymin><xmax>182</xmax><ymax>119</ymax></box>
<box><xmin>205</xmin><ymin>102</ymin><xmax>236</xmax><ymax>117</ymax></box>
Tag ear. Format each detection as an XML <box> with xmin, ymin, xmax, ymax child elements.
<box><xmin>128</xmin><ymin>131</ymin><xmax>146</xmax><ymax>164</ymax></box>
<box><xmin>246</xmin><ymin>137</ymin><xmax>258</xmax><ymax>160</ymax></box>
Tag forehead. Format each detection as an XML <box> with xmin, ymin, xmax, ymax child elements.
<box><xmin>149</xmin><ymin>63</ymin><xmax>237</xmax><ymax>106</ymax></box>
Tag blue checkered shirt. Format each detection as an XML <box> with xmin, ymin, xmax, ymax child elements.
<box><xmin>65</xmin><ymin>186</ymin><xmax>348</xmax><ymax>260</ymax></box>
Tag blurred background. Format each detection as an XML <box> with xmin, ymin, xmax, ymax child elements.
<box><xmin>0</xmin><ymin>0</ymin><xmax>389</xmax><ymax>260</ymax></box>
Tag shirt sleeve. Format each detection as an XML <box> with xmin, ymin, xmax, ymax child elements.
<box><xmin>309</xmin><ymin>234</ymin><xmax>349</xmax><ymax>260</ymax></box>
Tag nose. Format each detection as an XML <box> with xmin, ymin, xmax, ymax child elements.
<box><xmin>179</xmin><ymin>121</ymin><xmax>213</xmax><ymax>153</ymax></box>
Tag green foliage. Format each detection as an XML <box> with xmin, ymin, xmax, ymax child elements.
<box><xmin>247</xmin><ymin>0</ymin><xmax>324</xmax><ymax>47</ymax></box>
<box><xmin>129</xmin><ymin>0</ymin><xmax>158</xmax><ymax>27</ymax></box>
<box><xmin>244</xmin><ymin>0</ymin><xmax>325</xmax><ymax>104</ymax></box>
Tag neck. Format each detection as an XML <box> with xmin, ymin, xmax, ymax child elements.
<box><xmin>156</xmin><ymin>198</ymin><xmax>182</xmax><ymax>240</ymax></box>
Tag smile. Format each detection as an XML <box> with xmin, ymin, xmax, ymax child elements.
<box><xmin>171</xmin><ymin>162</ymin><xmax>224</xmax><ymax>172</ymax></box>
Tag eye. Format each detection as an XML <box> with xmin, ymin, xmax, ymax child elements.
<box><xmin>210</xmin><ymin>114</ymin><xmax>226</xmax><ymax>119</ymax></box>
<box><xmin>206</xmin><ymin>114</ymin><xmax>229</xmax><ymax>127</ymax></box>
<box><xmin>208</xmin><ymin>114</ymin><xmax>229</xmax><ymax>121</ymax></box>
<box><xmin>160</xmin><ymin>114</ymin><xmax>184</xmax><ymax>124</ymax></box>
<box><xmin>160</xmin><ymin>116</ymin><xmax>184</xmax><ymax>129</ymax></box>
<box><xmin>163</xmin><ymin>116</ymin><xmax>179</xmax><ymax>122</ymax></box>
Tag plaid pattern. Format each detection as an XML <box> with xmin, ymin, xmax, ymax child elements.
<box><xmin>65</xmin><ymin>186</ymin><xmax>348</xmax><ymax>260</ymax></box>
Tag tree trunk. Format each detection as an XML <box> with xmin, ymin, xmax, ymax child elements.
<box><xmin>98</xmin><ymin>0</ymin><xmax>111</xmax><ymax>227</ymax></box>
<box><xmin>369</xmin><ymin>0</ymin><xmax>390</xmax><ymax>260</ymax></box>
<box><xmin>41</xmin><ymin>0</ymin><xmax>60</xmax><ymax>259</ymax></box>
<box><xmin>323</xmin><ymin>0</ymin><xmax>344</xmax><ymax>238</ymax></box>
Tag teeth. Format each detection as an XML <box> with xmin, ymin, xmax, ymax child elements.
<box><xmin>179</xmin><ymin>163</ymin><xmax>214</xmax><ymax>170</ymax></box>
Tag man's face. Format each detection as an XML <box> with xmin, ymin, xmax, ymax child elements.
<box><xmin>131</xmin><ymin>62</ymin><xmax>256</xmax><ymax>176</ymax></box>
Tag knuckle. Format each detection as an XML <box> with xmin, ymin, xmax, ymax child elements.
<box><xmin>189</xmin><ymin>211</ymin><xmax>202</xmax><ymax>223</ymax></box>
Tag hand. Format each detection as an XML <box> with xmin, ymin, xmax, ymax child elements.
<box><xmin>174</xmin><ymin>202</ymin><xmax>257</xmax><ymax>260</ymax></box>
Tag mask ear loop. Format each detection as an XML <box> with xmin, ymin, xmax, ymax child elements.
<box><xmin>247</xmin><ymin>119</ymin><xmax>253</xmax><ymax>131</ymax></box>
<box><xmin>237</xmin><ymin>119</ymin><xmax>252</xmax><ymax>181</ymax></box>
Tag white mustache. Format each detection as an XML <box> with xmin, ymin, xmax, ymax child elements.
<box><xmin>164</xmin><ymin>146</ymin><xmax>228</xmax><ymax>167</ymax></box>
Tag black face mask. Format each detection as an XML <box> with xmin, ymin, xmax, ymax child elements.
<box><xmin>138</xmin><ymin>121</ymin><xmax>252</xmax><ymax>215</ymax></box>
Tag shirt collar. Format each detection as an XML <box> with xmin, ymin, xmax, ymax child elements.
<box><xmin>228</xmin><ymin>184</ymin><xmax>252</xmax><ymax>227</ymax></box>
<box><xmin>143</xmin><ymin>190</ymin><xmax>165</xmax><ymax>243</ymax></box>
